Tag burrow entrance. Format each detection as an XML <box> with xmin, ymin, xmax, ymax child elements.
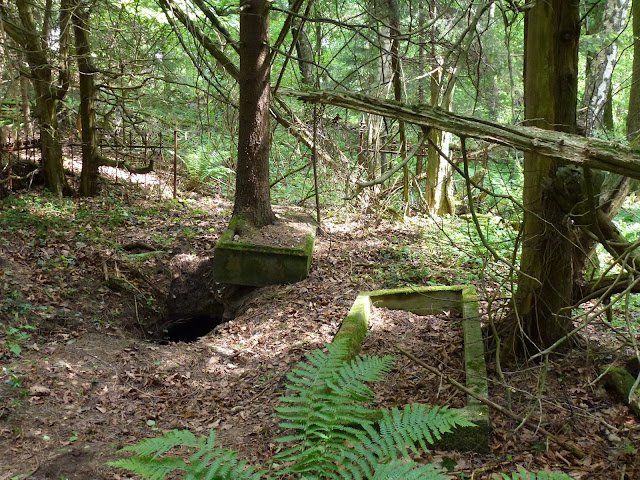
<box><xmin>161</xmin><ymin>283</ymin><xmax>258</xmax><ymax>342</ymax></box>
<box><xmin>160</xmin><ymin>254</ymin><xmax>260</xmax><ymax>342</ymax></box>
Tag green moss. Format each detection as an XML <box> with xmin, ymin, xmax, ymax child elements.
<box><xmin>331</xmin><ymin>285</ymin><xmax>491</xmax><ymax>452</ymax></box>
<box><xmin>212</xmin><ymin>217</ymin><xmax>316</xmax><ymax>286</ymax></box>
<box><xmin>602</xmin><ymin>366</ymin><xmax>640</xmax><ymax>417</ymax></box>
<box><xmin>333</xmin><ymin>294</ymin><xmax>371</xmax><ymax>360</ymax></box>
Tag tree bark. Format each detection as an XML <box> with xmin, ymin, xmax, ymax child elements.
<box><xmin>290</xmin><ymin>0</ymin><xmax>314</xmax><ymax>86</ymax></box>
<box><xmin>73</xmin><ymin>0</ymin><xmax>100</xmax><ymax>196</ymax></box>
<box><xmin>629</xmin><ymin>0</ymin><xmax>640</xmax><ymax>145</ymax></box>
<box><xmin>513</xmin><ymin>0</ymin><xmax>581</xmax><ymax>351</ymax></box>
<box><xmin>583</xmin><ymin>0</ymin><xmax>630</xmax><ymax>135</ymax></box>
<box><xmin>385</xmin><ymin>0</ymin><xmax>408</xmax><ymax>205</ymax></box>
<box><xmin>289</xmin><ymin>89</ymin><xmax>640</xmax><ymax>179</ymax></box>
<box><xmin>233</xmin><ymin>0</ymin><xmax>275</xmax><ymax>227</ymax></box>
<box><xmin>0</xmin><ymin>0</ymin><xmax>70</xmax><ymax>196</ymax></box>
<box><xmin>19</xmin><ymin>74</ymin><xmax>32</xmax><ymax>137</ymax></box>
<box><xmin>424</xmin><ymin>1</ymin><xmax>456</xmax><ymax>216</ymax></box>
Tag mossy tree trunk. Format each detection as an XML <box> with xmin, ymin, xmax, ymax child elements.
<box><xmin>629</xmin><ymin>0</ymin><xmax>640</xmax><ymax>146</ymax></box>
<box><xmin>512</xmin><ymin>0</ymin><xmax>581</xmax><ymax>353</ymax></box>
<box><xmin>424</xmin><ymin>1</ymin><xmax>455</xmax><ymax>216</ymax></box>
<box><xmin>0</xmin><ymin>0</ymin><xmax>71</xmax><ymax>196</ymax></box>
<box><xmin>233</xmin><ymin>0</ymin><xmax>275</xmax><ymax>228</ymax></box>
<box><xmin>73</xmin><ymin>0</ymin><xmax>100</xmax><ymax>196</ymax></box>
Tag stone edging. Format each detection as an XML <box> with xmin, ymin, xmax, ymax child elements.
<box><xmin>332</xmin><ymin>285</ymin><xmax>490</xmax><ymax>452</ymax></box>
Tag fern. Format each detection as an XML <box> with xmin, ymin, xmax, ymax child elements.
<box><xmin>499</xmin><ymin>468</ymin><xmax>575</xmax><ymax>480</ymax></box>
<box><xmin>109</xmin><ymin>429</ymin><xmax>263</xmax><ymax>480</ymax></box>
<box><xmin>111</xmin><ymin>341</ymin><xmax>575</xmax><ymax>480</ymax></box>
<box><xmin>273</xmin><ymin>340</ymin><xmax>470</xmax><ymax>479</ymax></box>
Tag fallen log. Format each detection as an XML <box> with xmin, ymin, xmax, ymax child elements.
<box><xmin>287</xmin><ymin>89</ymin><xmax>640</xmax><ymax>180</ymax></box>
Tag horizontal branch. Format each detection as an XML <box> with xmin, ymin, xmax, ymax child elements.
<box><xmin>287</xmin><ymin>89</ymin><xmax>640</xmax><ymax>180</ymax></box>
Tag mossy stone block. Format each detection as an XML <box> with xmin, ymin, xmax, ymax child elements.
<box><xmin>212</xmin><ymin>217</ymin><xmax>315</xmax><ymax>287</ymax></box>
<box><xmin>602</xmin><ymin>366</ymin><xmax>640</xmax><ymax>417</ymax></box>
<box><xmin>332</xmin><ymin>285</ymin><xmax>491</xmax><ymax>453</ymax></box>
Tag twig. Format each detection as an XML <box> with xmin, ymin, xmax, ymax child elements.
<box><xmin>395</xmin><ymin>344</ymin><xmax>587</xmax><ymax>459</ymax></box>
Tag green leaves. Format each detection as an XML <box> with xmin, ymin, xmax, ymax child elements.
<box><xmin>274</xmin><ymin>341</ymin><xmax>470</xmax><ymax>480</ymax></box>
<box><xmin>499</xmin><ymin>468</ymin><xmax>575</xmax><ymax>480</ymax></box>
<box><xmin>110</xmin><ymin>342</ymin><xmax>575</xmax><ymax>480</ymax></box>
<box><xmin>109</xmin><ymin>429</ymin><xmax>264</xmax><ymax>480</ymax></box>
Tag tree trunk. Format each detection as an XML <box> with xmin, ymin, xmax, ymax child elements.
<box><xmin>291</xmin><ymin>89</ymin><xmax>640</xmax><ymax>179</ymax></box>
<box><xmin>386</xmin><ymin>0</ymin><xmax>408</xmax><ymax>206</ymax></box>
<box><xmin>73</xmin><ymin>1</ymin><xmax>100</xmax><ymax>196</ymax></box>
<box><xmin>290</xmin><ymin>0</ymin><xmax>314</xmax><ymax>86</ymax></box>
<box><xmin>0</xmin><ymin>0</ymin><xmax>70</xmax><ymax>196</ymax></box>
<box><xmin>424</xmin><ymin>1</ymin><xmax>455</xmax><ymax>216</ymax></box>
<box><xmin>629</xmin><ymin>0</ymin><xmax>640</xmax><ymax>146</ymax></box>
<box><xmin>513</xmin><ymin>0</ymin><xmax>581</xmax><ymax>352</ymax></box>
<box><xmin>582</xmin><ymin>0</ymin><xmax>630</xmax><ymax>134</ymax></box>
<box><xmin>19</xmin><ymin>74</ymin><xmax>32</xmax><ymax>138</ymax></box>
<box><xmin>415</xmin><ymin>0</ymin><xmax>426</xmax><ymax>179</ymax></box>
<box><xmin>364</xmin><ymin>0</ymin><xmax>394</xmax><ymax>181</ymax></box>
<box><xmin>36</xmin><ymin>86</ymin><xmax>67</xmax><ymax>196</ymax></box>
<box><xmin>233</xmin><ymin>0</ymin><xmax>275</xmax><ymax>227</ymax></box>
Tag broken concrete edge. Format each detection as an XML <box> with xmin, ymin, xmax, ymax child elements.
<box><xmin>601</xmin><ymin>366</ymin><xmax>640</xmax><ymax>417</ymax></box>
<box><xmin>331</xmin><ymin>284</ymin><xmax>490</xmax><ymax>452</ymax></box>
<box><xmin>216</xmin><ymin>215</ymin><xmax>316</xmax><ymax>258</ymax></box>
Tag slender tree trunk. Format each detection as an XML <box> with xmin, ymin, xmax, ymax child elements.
<box><xmin>19</xmin><ymin>74</ymin><xmax>32</xmax><ymax>137</ymax></box>
<box><xmin>512</xmin><ymin>0</ymin><xmax>581</xmax><ymax>353</ymax></box>
<box><xmin>424</xmin><ymin>1</ymin><xmax>455</xmax><ymax>216</ymax></box>
<box><xmin>233</xmin><ymin>0</ymin><xmax>275</xmax><ymax>227</ymax></box>
<box><xmin>583</xmin><ymin>0</ymin><xmax>630</xmax><ymax>134</ymax></box>
<box><xmin>290</xmin><ymin>0</ymin><xmax>314</xmax><ymax>86</ymax></box>
<box><xmin>365</xmin><ymin>0</ymin><xmax>393</xmax><ymax>181</ymax></box>
<box><xmin>415</xmin><ymin>0</ymin><xmax>425</xmax><ymax>179</ymax></box>
<box><xmin>73</xmin><ymin>0</ymin><xmax>99</xmax><ymax>196</ymax></box>
<box><xmin>386</xmin><ymin>0</ymin><xmax>408</xmax><ymax>206</ymax></box>
<box><xmin>629</xmin><ymin>0</ymin><xmax>640</xmax><ymax>145</ymax></box>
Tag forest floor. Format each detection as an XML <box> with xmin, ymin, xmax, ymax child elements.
<box><xmin>1</xmin><ymin>179</ymin><xmax>640</xmax><ymax>479</ymax></box>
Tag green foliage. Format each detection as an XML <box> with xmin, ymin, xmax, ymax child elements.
<box><xmin>497</xmin><ymin>468</ymin><xmax>574</xmax><ymax>480</ymax></box>
<box><xmin>182</xmin><ymin>145</ymin><xmax>233</xmax><ymax>191</ymax></box>
<box><xmin>111</xmin><ymin>342</ymin><xmax>574</xmax><ymax>480</ymax></box>
<box><xmin>274</xmin><ymin>340</ymin><xmax>469</xmax><ymax>478</ymax></box>
<box><xmin>2</xmin><ymin>324</ymin><xmax>35</xmax><ymax>357</ymax></box>
<box><xmin>111</xmin><ymin>341</ymin><xmax>467</xmax><ymax>479</ymax></box>
<box><xmin>110</xmin><ymin>429</ymin><xmax>264</xmax><ymax>480</ymax></box>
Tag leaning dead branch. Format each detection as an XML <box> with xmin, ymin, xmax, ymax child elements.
<box><xmin>288</xmin><ymin>89</ymin><xmax>640</xmax><ymax>179</ymax></box>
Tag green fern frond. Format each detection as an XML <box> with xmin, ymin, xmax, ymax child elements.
<box><xmin>108</xmin><ymin>457</ymin><xmax>187</xmax><ymax>480</ymax></box>
<box><xmin>370</xmin><ymin>459</ymin><xmax>448</xmax><ymax>480</ymax></box>
<box><xmin>336</xmin><ymin>404</ymin><xmax>472</xmax><ymax>479</ymax></box>
<box><xmin>275</xmin><ymin>342</ymin><xmax>393</xmax><ymax>477</ymax></box>
<box><xmin>110</xmin><ymin>429</ymin><xmax>264</xmax><ymax>480</ymax></box>
<box><xmin>119</xmin><ymin>429</ymin><xmax>201</xmax><ymax>457</ymax></box>
<box><xmin>499</xmin><ymin>468</ymin><xmax>574</xmax><ymax>480</ymax></box>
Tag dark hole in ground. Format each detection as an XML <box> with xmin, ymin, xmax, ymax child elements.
<box><xmin>161</xmin><ymin>282</ymin><xmax>258</xmax><ymax>343</ymax></box>
<box><xmin>164</xmin><ymin>313</ymin><xmax>229</xmax><ymax>343</ymax></box>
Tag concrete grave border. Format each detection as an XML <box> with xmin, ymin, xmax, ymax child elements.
<box><xmin>333</xmin><ymin>285</ymin><xmax>490</xmax><ymax>452</ymax></box>
<box><xmin>212</xmin><ymin>216</ymin><xmax>315</xmax><ymax>286</ymax></box>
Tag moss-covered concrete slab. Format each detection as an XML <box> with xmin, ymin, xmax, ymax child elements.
<box><xmin>212</xmin><ymin>215</ymin><xmax>316</xmax><ymax>286</ymax></box>
<box><xmin>333</xmin><ymin>285</ymin><xmax>490</xmax><ymax>453</ymax></box>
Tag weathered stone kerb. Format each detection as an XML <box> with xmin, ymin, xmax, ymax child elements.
<box><xmin>333</xmin><ymin>285</ymin><xmax>490</xmax><ymax>452</ymax></box>
<box><xmin>212</xmin><ymin>216</ymin><xmax>315</xmax><ymax>286</ymax></box>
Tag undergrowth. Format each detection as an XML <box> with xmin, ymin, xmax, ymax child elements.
<box><xmin>111</xmin><ymin>341</ymin><xmax>573</xmax><ymax>480</ymax></box>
